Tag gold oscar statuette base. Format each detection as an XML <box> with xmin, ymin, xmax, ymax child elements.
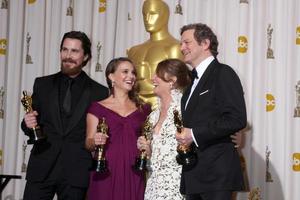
<box><xmin>173</xmin><ymin>110</ymin><xmax>197</xmax><ymax>170</ymax></box>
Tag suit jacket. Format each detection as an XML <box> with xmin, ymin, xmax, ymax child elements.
<box><xmin>21</xmin><ymin>71</ymin><xmax>108</xmax><ymax>187</ymax></box>
<box><xmin>180</xmin><ymin>59</ymin><xmax>247</xmax><ymax>194</ymax></box>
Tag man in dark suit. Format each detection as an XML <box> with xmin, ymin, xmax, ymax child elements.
<box><xmin>21</xmin><ymin>31</ymin><xmax>108</xmax><ymax>199</ymax></box>
<box><xmin>176</xmin><ymin>23</ymin><xmax>247</xmax><ymax>200</ymax></box>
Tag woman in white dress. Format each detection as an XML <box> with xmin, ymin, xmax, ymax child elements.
<box><xmin>137</xmin><ymin>59</ymin><xmax>243</xmax><ymax>200</ymax></box>
<box><xmin>138</xmin><ymin>59</ymin><xmax>190</xmax><ymax>200</ymax></box>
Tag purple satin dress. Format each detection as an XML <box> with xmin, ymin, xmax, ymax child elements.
<box><xmin>87</xmin><ymin>102</ymin><xmax>151</xmax><ymax>200</ymax></box>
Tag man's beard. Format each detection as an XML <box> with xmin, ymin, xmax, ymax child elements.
<box><xmin>61</xmin><ymin>59</ymin><xmax>83</xmax><ymax>76</ymax></box>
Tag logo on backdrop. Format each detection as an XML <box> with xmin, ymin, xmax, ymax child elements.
<box><xmin>266</xmin><ymin>93</ymin><xmax>275</xmax><ymax>112</ymax></box>
<box><xmin>267</xmin><ymin>24</ymin><xmax>275</xmax><ymax>59</ymax></box>
<box><xmin>26</xmin><ymin>32</ymin><xmax>33</xmax><ymax>64</ymax></box>
<box><xmin>1</xmin><ymin>0</ymin><xmax>8</xmax><ymax>9</ymax></box>
<box><xmin>295</xmin><ymin>81</ymin><xmax>300</xmax><ymax>117</ymax></box>
<box><xmin>99</xmin><ymin>0</ymin><xmax>106</xmax><ymax>13</ymax></box>
<box><xmin>292</xmin><ymin>153</ymin><xmax>300</xmax><ymax>171</ymax></box>
<box><xmin>238</xmin><ymin>36</ymin><xmax>248</xmax><ymax>53</ymax></box>
<box><xmin>66</xmin><ymin>0</ymin><xmax>73</xmax><ymax>16</ymax></box>
<box><xmin>28</xmin><ymin>0</ymin><xmax>36</xmax><ymax>4</ymax></box>
<box><xmin>0</xmin><ymin>38</ymin><xmax>7</xmax><ymax>55</ymax></box>
<box><xmin>296</xmin><ymin>26</ymin><xmax>300</xmax><ymax>45</ymax></box>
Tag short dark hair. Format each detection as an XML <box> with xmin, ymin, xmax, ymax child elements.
<box><xmin>60</xmin><ymin>31</ymin><xmax>92</xmax><ymax>67</ymax></box>
<box><xmin>156</xmin><ymin>59</ymin><xmax>191</xmax><ymax>90</ymax></box>
<box><xmin>180</xmin><ymin>23</ymin><xmax>219</xmax><ymax>57</ymax></box>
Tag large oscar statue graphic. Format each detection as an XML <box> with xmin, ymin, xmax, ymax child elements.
<box><xmin>173</xmin><ymin>110</ymin><xmax>197</xmax><ymax>169</ymax></box>
<box><xmin>128</xmin><ymin>0</ymin><xmax>182</xmax><ymax>107</ymax></box>
<box><xmin>134</xmin><ymin>117</ymin><xmax>153</xmax><ymax>171</ymax></box>
<box><xmin>21</xmin><ymin>91</ymin><xmax>46</xmax><ymax>144</ymax></box>
<box><xmin>92</xmin><ymin>117</ymin><xmax>109</xmax><ymax>173</ymax></box>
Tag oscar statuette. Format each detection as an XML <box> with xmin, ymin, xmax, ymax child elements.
<box><xmin>26</xmin><ymin>33</ymin><xmax>33</xmax><ymax>64</ymax></box>
<box><xmin>175</xmin><ymin>0</ymin><xmax>183</xmax><ymax>15</ymax></box>
<box><xmin>134</xmin><ymin>117</ymin><xmax>152</xmax><ymax>171</ymax></box>
<box><xmin>0</xmin><ymin>87</ymin><xmax>4</xmax><ymax>119</ymax></box>
<box><xmin>92</xmin><ymin>117</ymin><xmax>109</xmax><ymax>173</ymax></box>
<box><xmin>21</xmin><ymin>91</ymin><xmax>46</xmax><ymax>144</ymax></box>
<box><xmin>21</xmin><ymin>141</ymin><xmax>27</xmax><ymax>172</ymax></box>
<box><xmin>95</xmin><ymin>42</ymin><xmax>103</xmax><ymax>72</ymax></box>
<box><xmin>173</xmin><ymin>110</ymin><xmax>197</xmax><ymax>169</ymax></box>
<box><xmin>294</xmin><ymin>81</ymin><xmax>300</xmax><ymax>117</ymax></box>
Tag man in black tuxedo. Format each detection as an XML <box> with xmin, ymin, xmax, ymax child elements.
<box><xmin>176</xmin><ymin>23</ymin><xmax>247</xmax><ymax>200</ymax></box>
<box><xmin>21</xmin><ymin>31</ymin><xmax>108</xmax><ymax>199</ymax></box>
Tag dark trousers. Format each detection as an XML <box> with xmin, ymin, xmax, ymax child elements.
<box><xmin>23</xmin><ymin>179</ymin><xmax>87</xmax><ymax>200</ymax></box>
<box><xmin>186</xmin><ymin>191</ymin><xmax>232</xmax><ymax>200</ymax></box>
<box><xmin>23</xmin><ymin>155</ymin><xmax>87</xmax><ymax>200</ymax></box>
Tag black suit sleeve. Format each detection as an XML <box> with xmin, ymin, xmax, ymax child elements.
<box><xmin>21</xmin><ymin>120</ymin><xmax>34</xmax><ymax>136</ymax></box>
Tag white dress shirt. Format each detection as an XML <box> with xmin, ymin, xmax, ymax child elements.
<box><xmin>185</xmin><ymin>56</ymin><xmax>215</xmax><ymax>146</ymax></box>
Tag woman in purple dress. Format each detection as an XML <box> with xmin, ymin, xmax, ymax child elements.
<box><xmin>85</xmin><ymin>57</ymin><xmax>151</xmax><ymax>200</ymax></box>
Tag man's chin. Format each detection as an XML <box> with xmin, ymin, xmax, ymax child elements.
<box><xmin>61</xmin><ymin>66</ymin><xmax>82</xmax><ymax>77</ymax></box>
<box><xmin>183</xmin><ymin>58</ymin><xmax>191</xmax><ymax>64</ymax></box>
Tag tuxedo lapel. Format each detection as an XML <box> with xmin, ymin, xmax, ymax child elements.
<box><xmin>181</xmin><ymin>84</ymin><xmax>191</xmax><ymax>113</ymax></box>
<box><xmin>64</xmin><ymin>76</ymin><xmax>90</xmax><ymax>135</ymax></box>
<box><xmin>184</xmin><ymin>60</ymin><xmax>218</xmax><ymax>116</ymax></box>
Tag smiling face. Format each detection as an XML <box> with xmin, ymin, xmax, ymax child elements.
<box><xmin>109</xmin><ymin>61</ymin><xmax>137</xmax><ymax>93</ymax></box>
<box><xmin>152</xmin><ymin>74</ymin><xmax>171</xmax><ymax>97</ymax></box>
<box><xmin>180</xmin><ymin>29</ymin><xmax>208</xmax><ymax>68</ymax></box>
<box><xmin>60</xmin><ymin>38</ymin><xmax>87</xmax><ymax>77</ymax></box>
<box><xmin>152</xmin><ymin>70</ymin><xmax>177</xmax><ymax>98</ymax></box>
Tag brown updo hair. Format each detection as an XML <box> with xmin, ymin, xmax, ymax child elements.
<box><xmin>156</xmin><ymin>58</ymin><xmax>191</xmax><ymax>91</ymax></box>
<box><xmin>105</xmin><ymin>57</ymin><xmax>143</xmax><ymax>107</ymax></box>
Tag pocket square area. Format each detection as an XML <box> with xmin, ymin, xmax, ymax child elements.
<box><xmin>199</xmin><ymin>90</ymin><xmax>209</xmax><ymax>95</ymax></box>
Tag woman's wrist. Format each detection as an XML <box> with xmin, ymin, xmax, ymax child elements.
<box><xmin>86</xmin><ymin>138</ymin><xmax>96</xmax><ymax>152</ymax></box>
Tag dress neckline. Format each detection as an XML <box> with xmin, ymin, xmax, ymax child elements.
<box><xmin>149</xmin><ymin>89</ymin><xmax>182</xmax><ymax>135</ymax></box>
<box><xmin>96</xmin><ymin>102</ymin><xmax>139</xmax><ymax>118</ymax></box>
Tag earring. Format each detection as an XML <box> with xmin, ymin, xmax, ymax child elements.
<box><xmin>111</xmin><ymin>80</ymin><xmax>115</xmax><ymax>97</ymax></box>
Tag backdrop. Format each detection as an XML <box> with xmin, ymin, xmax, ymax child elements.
<box><xmin>0</xmin><ymin>0</ymin><xmax>299</xmax><ymax>199</ymax></box>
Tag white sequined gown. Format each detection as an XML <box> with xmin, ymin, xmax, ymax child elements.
<box><xmin>145</xmin><ymin>89</ymin><xmax>185</xmax><ymax>200</ymax></box>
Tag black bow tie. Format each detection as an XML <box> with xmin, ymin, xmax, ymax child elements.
<box><xmin>191</xmin><ymin>68</ymin><xmax>199</xmax><ymax>82</ymax></box>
